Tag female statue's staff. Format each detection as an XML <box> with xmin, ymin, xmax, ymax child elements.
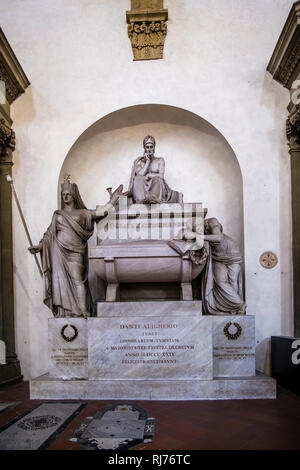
<box><xmin>6</xmin><ymin>174</ymin><xmax>43</xmax><ymax>278</ymax></box>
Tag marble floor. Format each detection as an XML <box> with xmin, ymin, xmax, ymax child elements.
<box><xmin>0</xmin><ymin>380</ymin><xmax>299</xmax><ymax>450</ymax></box>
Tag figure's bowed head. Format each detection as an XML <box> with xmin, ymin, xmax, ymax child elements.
<box><xmin>143</xmin><ymin>135</ymin><xmax>156</xmax><ymax>159</ymax></box>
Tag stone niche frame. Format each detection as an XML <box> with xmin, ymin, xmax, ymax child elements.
<box><xmin>126</xmin><ymin>0</ymin><xmax>168</xmax><ymax>61</ymax></box>
<box><xmin>267</xmin><ymin>1</ymin><xmax>300</xmax><ymax>337</ymax></box>
<box><xmin>0</xmin><ymin>27</ymin><xmax>30</xmax><ymax>385</ymax></box>
<box><xmin>59</xmin><ymin>104</ymin><xmax>245</xmax><ymax>306</ymax></box>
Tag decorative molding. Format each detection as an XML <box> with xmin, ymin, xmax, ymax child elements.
<box><xmin>0</xmin><ymin>118</ymin><xmax>15</xmax><ymax>161</ymax></box>
<box><xmin>126</xmin><ymin>0</ymin><xmax>168</xmax><ymax>61</ymax></box>
<box><xmin>287</xmin><ymin>104</ymin><xmax>300</xmax><ymax>151</ymax></box>
<box><xmin>0</xmin><ymin>103</ymin><xmax>13</xmax><ymax>127</ymax></box>
<box><xmin>0</xmin><ymin>28</ymin><xmax>25</xmax><ymax>385</ymax></box>
<box><xmin>223</xmin><ymin>322</ymin><xmax>242</xmax><ymax>341</ymax></box>
<box><xmin>0</xmin><ymin>27</ymin><xmax>30</xmax><ymax>104</ymax></box>
<box><xmin>0</xmin><ymin>60</ymin><xmax>22</xmax><ymax>105</ymax></box>
<box><xmin>267</xmin><ymin>1</ymin><xmax>300</xmax><ymax>89</ymax></box>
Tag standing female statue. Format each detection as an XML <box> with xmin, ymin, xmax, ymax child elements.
<box><xmin>126</xmin><ymin>135</ymin><xmax>183</xmax><ymax>204</ymax></box>
<box><xmin>201</xmin><ymin>218</ymin><xmax>246</xmax><ymax>315</ymax></box>
<box><xmin>28</xmin><ymin>178</ymin><xmax>123</xmax><ymax>318</ymax></box>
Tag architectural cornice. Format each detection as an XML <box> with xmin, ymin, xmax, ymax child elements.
<box><xmin>286</xmin><ymin>102</ymin><xmax>300</xmax><ymax>151</ymax></box>
<box><xmin>267</xmin><ymin>1</ymin><xmax>300</xmax><ymax>89</ymax></box>
<box><xmin>0</xmin><ymin>27</ymin><xmax>30</xmax><ymax>104</ymax></box>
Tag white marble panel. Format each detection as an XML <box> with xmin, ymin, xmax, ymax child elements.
<box><xmin>88</xmin><ymin>315</ymin><xmax>212</xmax><ymax>380</ymax></box>
<box><xmin>97</xmin><ymin>301</ymin><xmax>202</xmax><ymax>317</ymax></box>
<box><xmin>48</xmin><ymin>318</ymin><xmax>88</xmax><ymax>379</ymax></box>
<box><xmin>213</xmin><ymin>315</ymin><xmax>255</xmax><ymax>377</ymax></box>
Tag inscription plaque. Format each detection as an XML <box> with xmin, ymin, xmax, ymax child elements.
<box><xmin>88</xmin><ymin>314</ymin><xmax>212</xmax><ymax>380</ymax></box>
<box><xmin>48</xmin><ymin>318</ymin><xmax>88</xmax><ymax>379</ymax></box>
<box><xmin>213</xmin><ymin>316</ymin><xmax>255</xmax><ymax>377</ymax></box>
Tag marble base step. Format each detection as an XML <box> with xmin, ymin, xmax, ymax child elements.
<box><xmin>30</xmin><ymin>373</ymin><xmax>276</xmax><ymax>401</ymax></box>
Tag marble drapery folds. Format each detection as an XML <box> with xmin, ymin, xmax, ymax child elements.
<box><xmin>201</xmin><ymin>239</ymin><xmax>245</xmax><ymax>315</ymax></box>
<box><xmin>128</xmin><ymin>156</ymin><xmax>180</xmax><ymax>203</ymax></box>
<box><xmin>40</xmin><ymin>209</ymin><xmax>94</xmax><ymax>317</ymax></box>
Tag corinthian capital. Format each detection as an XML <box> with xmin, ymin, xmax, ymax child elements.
<box><xmin>0</xmin><ymin>118</ymin><xmax>15</xmax><ymax>161</ymax></box>
<box><xmin>126</xmin><ymin>0</ymin><xmax>168</xmax><ymax>61</ymax></box>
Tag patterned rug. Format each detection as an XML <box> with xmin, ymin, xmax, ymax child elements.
<box><xmin>0</xmin><ymin>402</ymin><xmax>19</xmax><ymax>414</ymax></box>
<box><xmin>71</xmin><ymin>403</ymin><xmax>155</xmax><ymax>450</ymax></box>
<box><xmin>0</xmin><ymin>402</ymin><xmax>85</xmax><ymax>450</ymax></box>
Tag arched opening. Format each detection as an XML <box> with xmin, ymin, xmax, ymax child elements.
<box><xmin>59</xmin><ymin>104</ymin><xmax>244</xmax><ymax>302</ymax></box>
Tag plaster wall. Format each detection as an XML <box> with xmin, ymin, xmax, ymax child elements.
<box><xmin>0</xmin><ymin>0</ymin><xmax>293</xmax><ymax>379</ymax></box>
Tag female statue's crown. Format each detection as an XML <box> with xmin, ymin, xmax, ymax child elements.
<box><xmin>60</xmin><ymin>175</ymin><xmax>87</xmax><ymax>209</ymax></box>
<box><xmin>143</xmin><ymin>135</ymin><xmax>156</xmax><ymax>147</ymax></box>
<box><xmin>61</xmin><ymin>174</ymin><xmax>74</xmax><ymax>193</ymax></box>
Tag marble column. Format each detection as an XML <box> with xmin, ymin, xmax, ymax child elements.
<box><xmin>0</xmin><ymin>116</ymin><xmax>22</xmax><ymax>384</ymax></box>
<box><xmin>0</xmin><ymin>27</ymin><xmax>30</xmax><ymax>384</ymax></box>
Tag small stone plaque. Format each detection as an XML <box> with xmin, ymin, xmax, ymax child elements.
<box><xmin>48</xmin><ymin>318</ymin><xmax>88</xmax><ymax>379</ymax></box>
<box><xmin>213</xmin><ymin>316</ymin><xmax>255</xmax><ymax>378</ymax></box>
<box><xmin>0</xmin><ymin>340</ymin><xmax>5</xmax><ymax>365</ymax></box>
<box><xmin>88</xmin><ymin>313</ymin><xmax>212</xmax><ymax>380</ymax></box>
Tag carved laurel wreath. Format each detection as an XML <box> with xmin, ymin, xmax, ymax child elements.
<box><xmin>223</xmin><ymin>322</ymin><xmax>242</xmax><ymax>341</ymax></box>
<box><xmin>61</xmin><ymin>324</ymin><xmax>78</xmax><ymax>342</ymax></box>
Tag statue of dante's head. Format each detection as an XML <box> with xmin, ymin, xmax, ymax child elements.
<box><xmin>143</xmin><ymin>135</ymin><xmax>156</xmax><ymax>148</ymax></box>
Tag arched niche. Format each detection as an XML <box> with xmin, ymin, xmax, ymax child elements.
<box><xmin>59</xmin><ymin>104</ymin><xmax>244</xmax><ymax>249</ymax></box>
<box><xmin>59</xmin><ymin>104</ymin><xmax>244</xmax><ymax>301</ymax></box>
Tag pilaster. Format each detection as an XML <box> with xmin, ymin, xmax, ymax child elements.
<box><xmin>0</xmin><ymin>27</ymin><xmax>29</xmax><ymax>384</ymax></box>
<box><xmin>267</xmin><ymin>1</ymin><xmax>300</xmax><ymax>337</ymax></box>
<box><xmin>126</xmin><ymin>0</ymin><xmax>168</xmax><ymax>60</ymax></box>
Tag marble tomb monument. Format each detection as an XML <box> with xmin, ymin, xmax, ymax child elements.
<box><xmin>29</xmin><ymin>136</ymin><xmax>276</xmax><ymax>400</ymax></box>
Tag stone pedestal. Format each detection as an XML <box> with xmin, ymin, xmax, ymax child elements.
<box><xmin>48</xmin><ymin>318</ymin><xmax>88</xmax><ymax>379</ymax></box>
<box><xmin>213</xmin><ymin>316</ymin><xmax>255</xmax><ymax>377</ymax></box>
<box><xmin>90</xmin><ymin>301</ymin><xmax>211</xmax><ymax>380</ymax></box>
<box><xmin>30</xmin><ymin>373</ymin><xmax>276</xmax><ymax>400</ymax></box>
<box><xmin>31</xmin><ymin>302</ymin><xmax>276</xmax><ymax>400</ymax></box>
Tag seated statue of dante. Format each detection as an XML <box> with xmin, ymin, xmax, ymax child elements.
<box><xmin>29</xmin><ymin>178</ymin><xmax>122</xmax><ymax>318</ymax></box>
<box><xmin>127</xmin><ymin>135</ymin><xmax>183</xmax><ymax>204</ymax></box>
